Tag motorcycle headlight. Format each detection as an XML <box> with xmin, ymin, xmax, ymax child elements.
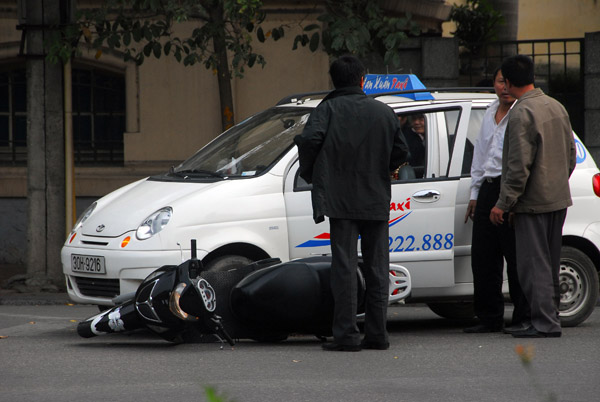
<box><xmin>136</xmin><ymin>207</ymin><xmax>173</xmax><ymax>240</ymax></box>
<box><xmin>71</xmin><ymin>202</ymin><xmax>97</xmax><ymax>233</ymax></box>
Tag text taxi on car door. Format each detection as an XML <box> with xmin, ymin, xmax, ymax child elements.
<box><xmin>62</xmin><ymin>74</ymin><xmax>600</xmax><ymax>326</ymax></box>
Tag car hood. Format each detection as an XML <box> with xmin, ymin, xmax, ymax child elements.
<box><xmin>81</xmin><ymin>178</ymin><xmax>224</xmax><ymax>237</ymax></box>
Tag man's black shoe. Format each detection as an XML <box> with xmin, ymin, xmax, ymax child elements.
<box><xmin>360</xmin><ymin>340</ymin><xmax>390</xmax><ymax>350</ymax></box>
<box><xmin>511</xmin><ymin>326</ymin><xmax>561</xmax><ymax>338</ymax></box>
<box><xmin>321</xmin><ymin>342</ymin><xmax>361</xmax><ymax>352</ymax></box>
<box><xmin>503</xmin><ymin>322</ymin><xmax>531</xmax><ymax>335</ymax></box>
<box><xmin>463</xmin><ymin>324</ymin><xmax>503</xmax><ymax>333</ymax></box>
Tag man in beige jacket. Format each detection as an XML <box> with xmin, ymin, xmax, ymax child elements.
<box><xmin>490</xmin><ymin>55</ymin><xmax>576</xmax><ymax>338</ymax></box>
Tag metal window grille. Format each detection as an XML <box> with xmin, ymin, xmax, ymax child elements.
<box><xmin>0</xmin><ymin>64</ymin><xmax>125</xmax><ymax>166</ymax></box>
<box><xmin>0</xmin><ymin>68</ymin><xmax>27</xmax><ymax>165</ymax></box>
<box><xmin>461</xmin><ymin>38</ymin><xmax>585</xmax><ymax>140</ymax></box>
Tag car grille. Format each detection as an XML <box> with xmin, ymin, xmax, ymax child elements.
<box><xmin>74</xmin><ymin>276</ymin><xmax>120</xmax><ymax>298</ymax></box>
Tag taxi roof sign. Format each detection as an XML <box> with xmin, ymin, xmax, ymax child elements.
<box><xmin>363</xmin><ymin>74</ymin><xmax>434</xmax><ymax>100</ymax></box>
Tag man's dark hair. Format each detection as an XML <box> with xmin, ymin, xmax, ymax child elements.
<box><xmin>501</xmin><ymin>55</ymin><xmax>535</xmax><ymax>87</ymax></box>
<box><xmin>329</xmin><ymin>55</ymin><xmax>365</xmax><ymax>89</ymax></box>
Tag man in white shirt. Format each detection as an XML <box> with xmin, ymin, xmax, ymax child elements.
<box><xmin>463</xmin><ymin>68</ymin><xmax>530</xmax><ymax>334</ymax></box>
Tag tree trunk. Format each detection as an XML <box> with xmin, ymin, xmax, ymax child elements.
<box><xmin>210</xmin><ymin>3</ymin><xmax>235</xmax><ymax>132</ymax></box>
<box><xmin>25</xmin><ymin>0</ymin><xmax>66</xmax><ymax>288</ymax></box>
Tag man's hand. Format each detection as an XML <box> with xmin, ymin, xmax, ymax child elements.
<box><xmin>489</xmin><ymin>206</ymin><xmax>505</xmax><ymax>226</ymax></box>
<box><xmin>464</xmin><ymin>200</ymin><xmax>476</xmax><ymax>223</ymax></box>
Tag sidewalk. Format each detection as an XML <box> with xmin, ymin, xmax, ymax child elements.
<box><xmin>0</xmin><ymin>264</ymin><xmax>72</xmax><ymax>305</ymax></box>
<box><xmin>0</xmin><ymin>288</ymin><xmax>72</xmax><ymax>305</ymax></box>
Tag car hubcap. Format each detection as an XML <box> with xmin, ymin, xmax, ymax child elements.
<box><xmin>559</xmin><ymin>260</ymin><xmax>587</xmax><ymax>316</ymax></box>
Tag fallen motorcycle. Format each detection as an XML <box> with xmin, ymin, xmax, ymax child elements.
<box><xmin>77</xmin><ymin>241</ymin><xmax>411</xmax><ymax>345</ymax></box>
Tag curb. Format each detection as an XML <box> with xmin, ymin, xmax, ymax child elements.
<box><xmin>0</xmin><ymin>290</ymin><xmax>73</xmax><ymax>306</ymax></box>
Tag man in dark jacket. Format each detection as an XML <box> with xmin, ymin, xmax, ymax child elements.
<box><xmin>293</xmin><ymin>55</ymin><xmax>409</xmax><ymax>351</ymax></box>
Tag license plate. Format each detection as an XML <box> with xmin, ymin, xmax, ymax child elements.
<box><xmin>71</xmin><ymin>254</ymin><xmax>106</xmax><ymax>274</ymax></box>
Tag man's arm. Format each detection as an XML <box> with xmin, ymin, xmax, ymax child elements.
<box><xmin>465</xmin><ymin>112</ymin><xmax>489</xmax><ymax>223</ymax></box>
<box><xmin>293</xmin><ymin>105</ymin><xmax>330</xmax><ymax>183</ymax></box>
<box><xmin>495</xmin><ymin>113</ymin><xmax>535</xmax><ymax>212</ymax></box>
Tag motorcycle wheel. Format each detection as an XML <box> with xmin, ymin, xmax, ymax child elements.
<box><xmin>204</xmin><ymin>255</ymin><xmax>253</xmax><ymax>272</ymax></box>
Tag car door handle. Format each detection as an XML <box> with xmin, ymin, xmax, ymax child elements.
<box><xmin>412</xmin><ymin>189</ymin><xmax>441</xmax><ymax>203</ymax></box>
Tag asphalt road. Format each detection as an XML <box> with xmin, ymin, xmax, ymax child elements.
<box><xmin>0</xmin><ymin>303</ymin><xmax>599</xmax><ymax>402</ymax></box>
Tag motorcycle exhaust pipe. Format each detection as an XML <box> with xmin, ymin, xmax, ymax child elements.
<box><xmin>77</xmin><ymin>300</ymin><xmax>143</xmax><ymax>338</ymax></box>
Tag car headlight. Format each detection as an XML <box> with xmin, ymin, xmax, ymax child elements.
<box><xmin>71</xmin><ymin>202</ymin><xmax>97</xmax><ymax>233</ymax></box>
<box><xmin>136</xmin><ymin>207</ymin><xmax>173</xmax><ymax>240</ymax></box>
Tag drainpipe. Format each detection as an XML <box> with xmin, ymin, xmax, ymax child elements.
<box><xmin>64</xmin><ymin>59</ymin><xmax>74</xmax><ymax>237</ymax></box>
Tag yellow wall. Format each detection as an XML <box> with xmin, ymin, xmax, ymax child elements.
<box><xmin>518</xmin><ymin>0</ymin><xmax>600</xmax><ymax>39</ymax></box>
<box><xmin>444</xmin><ymin>0</ymin><xmax>600</xmax><ymax>39</ymax></box>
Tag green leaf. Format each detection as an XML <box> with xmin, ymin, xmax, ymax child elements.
<box><xmin>143</xmin><ymin>25</ymin><xmax>152</xmax><ymax>41</ymax></box>
<box><xmin>153</xmin><ymin>41</ymin><xmax>161</xmax><ymax>58</ymax></box>
<box><xmin>303</xmin><ymin>24</ymin><xmax>320</xmax><ymax>32</ymax></box>
<box><xmin>301</xmin><ymin>34</ymin><xmax>309</xmax><ymax>46</ymax></box>
<box><xmin>123</xmin><ymin>31</ymin><xmax>131</xmax><ymax>46</ymax></box>
<box><xmin>257</xmin><ymin>27</ymin><xmax>265</xmax><ymax>42</ymax></box>
<box><xmin>331</xmin><ymin>35</ymin><xmax>344</xmax><ymax>51</ymax></box>
<box><xmin>164</xmin><ymin>41</ymin><xmax>172</xmax><ymax>55</ymax></box>
<box><xmin>132</xmin><ymin>27</ymin><xmax>142</xmax><ymax>42</ymax></box>
<box><xmin>309</xmin><ymin>32</ymin><xmax>320</xmax><ymax>52</ymax></box>
<box><xmin>272</xmin><ymin>28</ymin><xmax>280</xmax><ymax>40</ymax></box>
<box><xmin>276</xmin><ymin>27</ymin><xmax>284</xmax><ymax>40</ymax></box>
<box><xmin>248</xmin><ymin>53</ymin><xmax>257</xmax><ymax>67</ymax></box>
<box><xmin>143</xmin><ymin>42</ymin><xmax>152</xmax><ymax>57</ymax></box>
<box><xmin>292</xmin><ymin>34</ymin><xmax>302</xmax><ymax>50</ymax></box>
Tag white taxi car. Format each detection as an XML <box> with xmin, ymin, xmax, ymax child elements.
<box><xmin>62</xmin><ymin>74</ymin><xmax>600</xmax><ymax>327</ymax></box>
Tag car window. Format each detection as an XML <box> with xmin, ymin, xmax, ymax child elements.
<box><xmin>461</xmin><ymin>108</ymin><xmax>485</xmax><ymax>175</ymax></box>
<box><xmin>172</xmin><ymin>107</ymin><xmax>311</xmax><ymax>179</ymax></box>
<box><xmin>396</xmin><ymin>112</ymin><xmax>428</xmax><ymax>180</ymax></box>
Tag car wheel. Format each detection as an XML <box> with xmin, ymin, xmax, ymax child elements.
<box><xmin>427</xmin><ymin>302</ymin><xmax>475</xmax><ymax>320</ymax></box>
<box><xmin>558</xmin><ymin>246</ymin><xmax>599</xmax><ymax>327</ymax></box>
<box><xmin>204</xmin><ymin>255</ymin><xmax>253</xmax><ymax>272</ymax></box>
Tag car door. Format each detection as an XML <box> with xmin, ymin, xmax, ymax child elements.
<box><xmin>389</xmin><ymin>102</ymin><xmax>471</xmax><ymax>288</ymax></box>
<box><xmin>283</xmin><ymin>160</ymin><xmax>332</xmax><ymax>259</ymax></box>
<box><xmin>282</xmin><ymin>102</ymin><xmax>473</xmax><ymax>290</ymax></box>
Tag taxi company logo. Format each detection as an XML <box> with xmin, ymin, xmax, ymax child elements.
<box><xmin>96</xmin><ymin>224</ymin><xmax>106</xmax><ymax>232</ymax></box>
<box><xmin>363</xmin><ymin>76</ymin><xmax>410</xmax><ymax>92</ymax></box>
<box><xmin>296</xmin><ymin>197</ymin><xmax>412</xmax><ymax>248</ymax></box>
<box><xmin>575</xmin><ymin>139</ymin><xmax>586</xmax><ymax>164</ymax></box>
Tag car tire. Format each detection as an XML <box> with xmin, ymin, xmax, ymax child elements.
<box><xmin>204</xmin><ymin>255</ymin><xmax>253</xmax><ymax>272</ymax></box>
<box><xmin>427</xmin><ymin>302</ymin><xmax>475</xmax><ymax>320</ymax></box>
<box><xmin>558</xmin><ymin>246</ymin><xmax>599</xmax><ymax>327</ymax></box>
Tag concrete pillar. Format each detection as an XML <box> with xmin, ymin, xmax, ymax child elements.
<box><xmin>421</xmin><ymin>37</ymin><xmax>459</xmax><ymax>87</ymax></box>
<box><xmin>584</xmin><ymin>31</ymin><xmax>600</xmax><ymax>163</ymax></box>
<box><xmin>25</xmin><ymin>0</ymin><xmax>66</xmax><ymax>288</ymax></box>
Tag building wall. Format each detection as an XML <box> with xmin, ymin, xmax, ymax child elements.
<box><xmin>443</xmin><ymin>0</ymin><xmax>600</xmax><ymax>40</ymax></box>
<box><xmin>0</xmin><ymin>3</ymin><xmax>331</xmax><ymax>200</ymax></box>
<box><xmin>518</xmin><ymin>0</ymin><xmax>600</xmax><ymax>39</ymax></box>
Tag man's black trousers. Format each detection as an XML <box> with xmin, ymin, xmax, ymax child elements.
<box><xmin>471</xmin><ymin>178</ymin><xmax>530</xmax><ymax>327</ymax></box>
<box><xmin>329</xmin><ymin>218</ymin><xmax>389</xmax><ymax>346</ymax></box>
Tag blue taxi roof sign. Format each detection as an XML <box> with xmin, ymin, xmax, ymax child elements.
<box><xmin>363</xmin><ymin>74</ymin><xmax>434</xmax><ymax>100</ymax></box>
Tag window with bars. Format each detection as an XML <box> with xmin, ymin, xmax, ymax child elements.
<box><xmin>0</xmin><ymin>64</ymin><xmax>126</xmax><ymax>166</ymax></box>
<box><xmin>0</xmin><ymin>68</ymin><xmax>27</xmax><ymax>165</ymax></box>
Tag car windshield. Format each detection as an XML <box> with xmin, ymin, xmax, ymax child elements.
<box><xmin>171</xmin><ymin>107</ymin><xmax>311</xmax><ymax>179</ymax></box>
